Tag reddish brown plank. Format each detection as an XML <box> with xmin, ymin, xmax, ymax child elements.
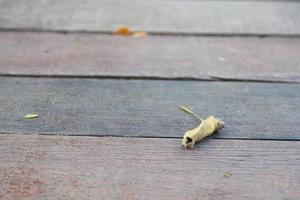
<box><xmin>0</xmin><ymin>134</ymin><xmax>299</xmax><ymax>200</ymax></box>
<box><xmin>0</xmin><ymin>32</ymin><xmax>300</xmax><ymax>82</ymax></box>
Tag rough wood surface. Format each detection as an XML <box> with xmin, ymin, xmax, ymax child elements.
<box><xmin>1</xmin><ymin>0</ymin><xmax>300</xmax><ymax>35</ymax></box>
<box><xmin>1</xmin><ymin>32</ymin><xmax>300</xmax><ymax>82</ymax></box>
<box><xmin>0</xmin><ymin>77</ymin><xmax>299</xmax><ymax>140</ymax></box>
<box><xmin>0</xmin><ymin>134</ymin><xmax>299</xmax><ymax>200</ymax></box>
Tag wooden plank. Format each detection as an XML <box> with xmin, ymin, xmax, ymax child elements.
<box><xmin>0</xmin><ymin>0</ymin><xmax>300</xmax><ymax>35</ymax></box>
<box><xmin>1</xmin><ymin>32</ymin><xmax>300</xmax><ymax>82</ymax></box>
<box><xmin>0</xmin><ymin>134</ymin><xmax>299</xmax><ymax>200</ymax></box>
<box><xmin>0</xmin><ymin>77</ymin><xmax>300</xmax><ymax>140</ymax></box>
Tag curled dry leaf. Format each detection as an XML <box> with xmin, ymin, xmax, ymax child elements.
<box><xmin>180</xmin><ymin>106</ymin><xmax>224</xmax><ymax>149</ymax></box>
<box><xmin>182</xmin><ymin>116</ymin><xmax>224</xmax><ymax>149</ymax></box>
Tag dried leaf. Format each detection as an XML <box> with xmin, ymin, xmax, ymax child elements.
<box><xmin>113</xmin><ymin>26</ymin><xmax>131</xmax><ymax>36</ymax></box>
<box><xmin>24</xmin><ymin>113</ymin><xmax>39</xmax><ymax>119</ymax></box>
<box><xmin>180</xmin><ymin>106</ymin><xmax>224</xmax><ymax>149</ymax></box>
<box><xmin>133</xmin><ymin>31</ymin><xmax>148</xmax><ymax>37</ymax></box>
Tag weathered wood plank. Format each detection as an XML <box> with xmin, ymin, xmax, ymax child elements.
<box><xmin>0</xmin><ymin>134</ymin><xmax>299</xmax><ymax>200</ymax></box>
<box><xmin>0</xmin><ymin>0</ymin><xmax>300</xmax><ymax>35</ymax></box>
<box><xmin>1</xmin><ymin>32</ymin><xmax>300</xmax><ymax>82</ymax></box>
<box><xmin>0</xmin><ymin>77</ymin><xmax>299</xmax><ymax>140</ymax></box>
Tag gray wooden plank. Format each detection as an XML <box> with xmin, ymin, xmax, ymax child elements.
<box><xmin>0</xmin><ymin>134</ymin><xmax>299</xmax><ymax>200</ymax></box>
<box><xmin>1</xmin><ymin>32</ymin><xmax>300</xmax><ymax>82</ymax></box>
<box><xmin>0</xmin><ymin>0</ymin><xmax>300</xmax><ymax>35</ymax></box>
<box><xmin>0</xmin><ymin>77</ymin><xmax>299</xmax><ymax>140</ymax></box>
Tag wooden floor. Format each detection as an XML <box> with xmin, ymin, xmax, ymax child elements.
<box><xmin>0</xmin><ymin>0</ymin><xmax>300</xmax><ymax>199</ymax></box>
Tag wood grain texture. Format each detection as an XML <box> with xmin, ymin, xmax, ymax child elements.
<box><xmin>1</xmin><ymin>0</ymin><xmax>300</xmax><ymax>35</ymax></box>
<box><xmin>1</xmin><ymin>32</ymin><xmax>300</xmax><ymax>82</ymax></box>
<box><xmin>0</xmin><ymin>134</ymin><xmax>299</xmax><ymax>200</ymax></box>
<box><xmin>0</xmin><ymin>77</ymin><xmax>300</xmax><ymax>140</ymax></box>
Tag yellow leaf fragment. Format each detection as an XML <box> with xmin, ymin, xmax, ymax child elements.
<box><xmin>224</xmin><ymin>172</ymin><xmax>232</xmax><ymax>178</ymax></box>
<box><xmin>24</xmin><ymin>113</ymin><xmax>39</xmax><ymax>119</ymax></box>
<box><xmin>133</xmin><ymin>31</ymin><xmax>148</xmax><ymax>37</ymax></box>
<box><xmin>113</xmin><ymin>26</ymin><xmax>131</xmax><ymax>36</ymax></box>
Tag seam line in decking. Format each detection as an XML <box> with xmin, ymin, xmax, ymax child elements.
<box><xmin>1</xmin><ymin>28</ymin><xmax>300</xmax><ymax>38</ymax></box>
<box><xmin>0</xmin><ymin>132</ymin><xmax>299</xmax><ymax>142</ymax></box>
<box><xmin>0</xmin><ymin>74</ymin><xmax>299</xmax><ymax>84</ymax></box>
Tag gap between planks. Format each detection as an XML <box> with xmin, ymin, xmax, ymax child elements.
<box><xmin>0</xmin><ymin>74</ymin><xmax>299</xmax><ymax>84</ymax></box>
<box><xmin>1</xmin><ymin>132</ymin><xmax>300</xmax><ymax>142</ymax></box>
<box><xmin>2</xmin><ymin>28</ymin><xmax>300</xmax><ymax>38</ymax></box>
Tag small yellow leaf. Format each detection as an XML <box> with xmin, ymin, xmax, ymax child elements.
<box><xmin>224</xmin><ymin>172</ymin><xmax>232</xmax><ymax>178</ymax></box>
<box><xmin>24</xmin><ymin>113</ymin><xmax>39</xmax><ymax>119</ymax></box>
<box><xmin>133</xmin><ymin>31</ymin><xmax>148</xmax><ymax>37</ymax></box>
<box><xmin>113</xmin><ymin>26</ymin><xmax>131</xmax><ymax>36</ymax></box>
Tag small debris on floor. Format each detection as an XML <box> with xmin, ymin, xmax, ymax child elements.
<box><xmin>218</xmin><ymin>57</ymin><xmax>226</xmax><ymax>62</ymax></box>
<box><xmin>113</xmin><ymin>26</ymin><xmax>131</xmax><ymax>36</ymax></box>
<box><xmin>113</xmin><ymin>27</ymin><xmax>148</xmax><ymax>37</ymax></box>
<box><xmin>24</xmin><ymin>113</ymin><xmax>39</xmax><ymax>119</ymax></box>
<box><xmin>180</xmin><ymin>106</ymin><xmax>224</xmax><ymax>149</ymax></box>
<box><xmin>133</xmin><ymin>31</ymin><xmax>148</xmax><ymax>37</ymax></box>
<box><xmin>224</xmin><ymin>172</ymin><xmax>232</xmax><ymax>178</ymax></box>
